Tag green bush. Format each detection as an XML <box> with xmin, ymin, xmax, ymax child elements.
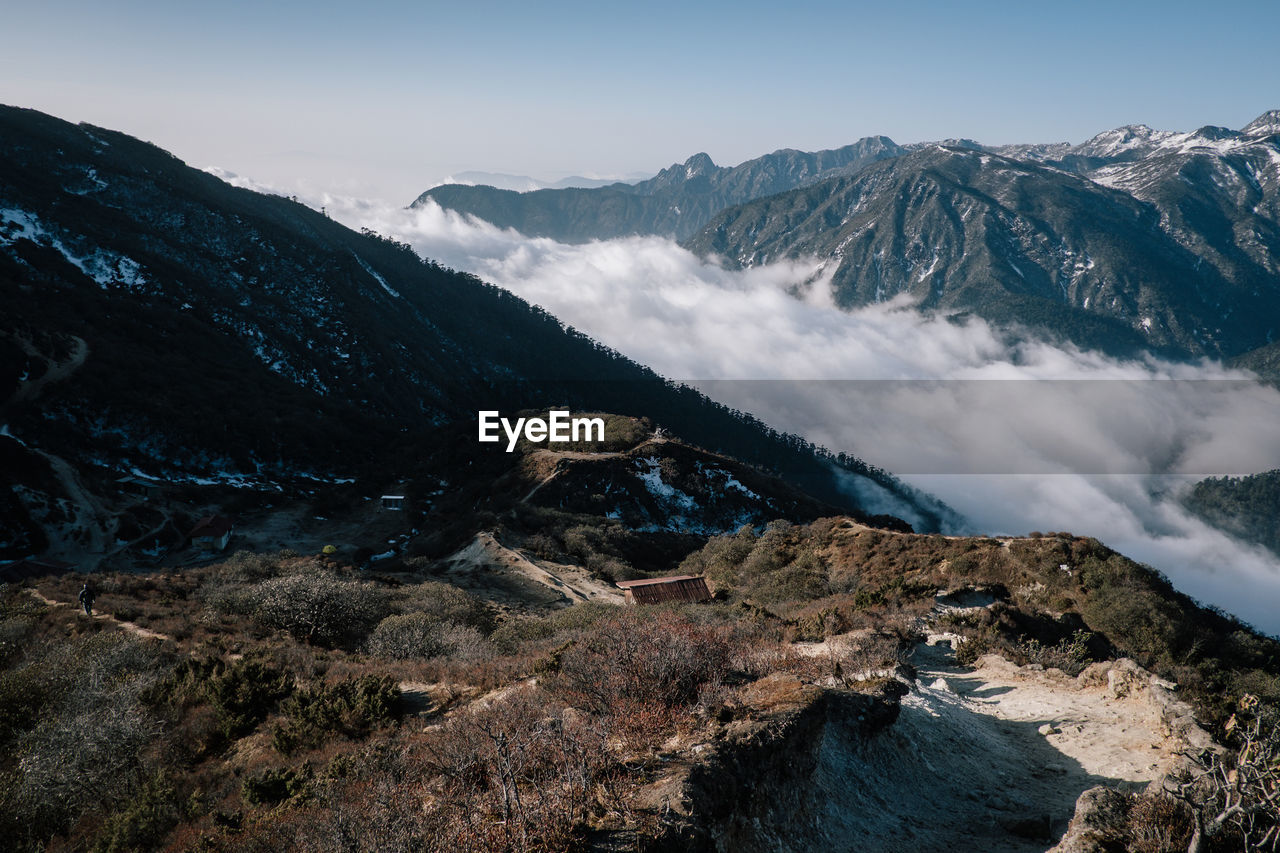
<box><xmin>241</xmin><ymin>766</ymin><xmax>311</xmax><ymax>807</ymax></box>
<box><xmin>93</xmin><ymin>773</ymin><xmax>188</xmax><ymax>853</ymax></box>
<box><xmin>163</xmin><ymin>656</ymin><xmax>294</xmax><ymax>740</ymax></box>
<box><xmin>207</xmin><ymin>657</ymin><xmax>295</xmax><ymax>739</ymax></box>
<box><xmin>271</xmin><ymin>675</ymin><xmax>400</xmax><ymax>755</ymax></box>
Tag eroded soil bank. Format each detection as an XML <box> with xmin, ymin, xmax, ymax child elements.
<box><xmin>648</xmin><ymin>640</ymin><xmax>1202</xmax><ymax>852</ymax></box>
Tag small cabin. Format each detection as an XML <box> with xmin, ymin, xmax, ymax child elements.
<box><xmin>380</xmin><ymin>495</ymin><xmax>406</xmax><ymax>511</ymax></box>
<box><xmin>189</xmin><ymin>515</ymin><xmax>234</xmax><ymax>552</ymax></box>
<box><xmin>116</xmin><ymin>475</ymin><xmax>164</xmax><ymax>501</ymax></box>
<box><xmin>616</xmin><ymin>574</ymin><xmax>712</xmax><ymax>605</ymax></box>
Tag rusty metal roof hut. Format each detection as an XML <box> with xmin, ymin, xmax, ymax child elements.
<box><xmin>615</xmin><ymin>574</ymin><xmax>712</xmax><ymax>605</ymax></box>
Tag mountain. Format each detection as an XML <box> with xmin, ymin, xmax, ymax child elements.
<box><xmin>0</xmin><ymin>105</ymin><xmax>953</xmax><ymax>567</ymax></box>
<box><xmin>1183</xmin><ymin>469</ymin><xmax>1280</xmax><ymax>558</ymax></box>
<box><xmin>687</xmin><ymin>113</ymin><xmax>1280</xmax><ymax>358</ymax></box>
<box><xmin>414</xmin><ymin>113</ymin><xmax>1280</xmax><ymax>358</ymax></box>
<box><xmin>1229</xmin><ymin>338</ymin><xmax>1280</xmax><ymax>384</ymax></box>
<box><xmin>434</xmin><ymin>171</ymin><xmax>650</xmax><ymax>192</ymax></box>
<box><xmin>411</xmin><ymin>136</ymin><xmax>905</xmax><ymax>242</ymax></box>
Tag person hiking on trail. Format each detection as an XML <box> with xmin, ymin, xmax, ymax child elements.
<box><xmin>78</xmin><ymin>582</ymin><xmax>95</xmax><ymax>616</ymax></box>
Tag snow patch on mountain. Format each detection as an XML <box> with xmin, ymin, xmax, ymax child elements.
<box><xmin>353</xmin><ymin>253</ymin><xmax>400</xmax><ymax>298</ymax></box>
<box><xmin>0</xmin><ymin>208</ymin><xmax>146</xmax><ymax>289</ymax></box>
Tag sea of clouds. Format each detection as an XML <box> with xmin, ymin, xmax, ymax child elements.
<box><xmin>213</xmin><ymin>172</ymin><xmax>1280</xmax><ymax>633</ymax></box>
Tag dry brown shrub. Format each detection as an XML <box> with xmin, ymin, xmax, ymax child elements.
<box><xmin>421</xmin><ymin>685</ymin><xmax>633</xmax><ymax>851</ymax></box>
<box><xmin>553</xmin><ymin>608</ymin><xmax>732</xmax><ymax>717</ymax></box>
<box><xmin>1127</xmin><ymin>792</ymin><xmax>1194</xmax><ymax>853</ymax></box>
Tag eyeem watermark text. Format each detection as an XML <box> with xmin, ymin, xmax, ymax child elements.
<box><xmin>478</xmin><ymin>411</ymin><xmax>606</xmax><ymax>452</ymax></box>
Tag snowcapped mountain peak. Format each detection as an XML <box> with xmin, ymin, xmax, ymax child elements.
<box><xmin>1077</xmin><ymin>124</ymin><xmax>1174</xmax><ymax>157</ymax></box>
<box><xmin>1241</xmin><ymin>109</ymin><xmax>1280</xmax><ymax>139</ymax></box>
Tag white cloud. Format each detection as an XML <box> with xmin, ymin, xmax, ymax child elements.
<box><xmin>277</xmin><ymin>186</ymin><xmax>1280</xmax><ymax>634</ymax></box>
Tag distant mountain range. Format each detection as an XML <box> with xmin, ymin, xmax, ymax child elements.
<box><xmin>435</xmin><ymin>170</ymin><xmax>652</xmax><ymax>193</ymax></box>
<box><xmin>0</xmin><ymin>105</ymin><xmax>953</xmax><ymax>563</ymax></box>
<box><xmin>421</xmin><ymin>112</ymin><xmax>1280</xmax><ymax>360</ymax></box>
<box><xmin>413</xmin><ymin>136</ymin><xmax>904</xmax><ymax>242</ymax></box>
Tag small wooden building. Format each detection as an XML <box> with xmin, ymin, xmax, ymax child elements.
<box><xmin>380</xmin><ymin>495</ymin><xmax>406</xmax><ymax>511</ymax></box>
<box><xmin>189</xmin><ymin>515</ymin><xmax>234</xmax><ymax>551</ymax></box>
<box><xmin>116</xmin><ymin>475</ymin><xmax>164</xmax><ymax>501</ymax></box>
<box><xmin>616</xmin><ymin>574</ymin><xmax>712</xmax><ymax>605</ymax></box>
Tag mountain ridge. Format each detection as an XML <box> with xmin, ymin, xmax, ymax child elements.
<box><xmin>411</xmin><ymin>135</ymin><xmax>906</xmax><ymax>242</ymax></box>
<box><xmin>411</xmin><ymin>110</ymin><xmax>1280</xmax><ymax>358</ymax></box>
<box><xmin>686</xmin><ymin>112</ymin><xmax>1280</xmax><ymax>358</ymax></box>
<box><xmin>0</xmin><ymin>104</ymin><xmax>955</xmax><ymax>568</ymax></box>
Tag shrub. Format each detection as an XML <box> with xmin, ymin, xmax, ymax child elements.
<box><xmin>489</xmin><ymin>602</ymin><xmax>620</xmax><ymax>656</ymax></box>
<box><xmin>0</xmin><ymin>664</ymin><xmax>53</xmax><ymax>747</ymax></box>
<box><xmin>250</xmin><ymin>572</ymin><xmax>388</xmax><ymax>645</ymax></box>
<box><xmin>0</xmin><ymin>611</ymin><xmax>37</xmax><ymax>668</ymax></box>
<box><xmin>366</xmin><ymin>613</ymin><xmax>450</xmax><ymax>659</ymax></box>
<box><xmin>396</xmin><ymin>582</ymin><xmax>495</xmax><ymax>634</ymax></box>
<box><xmin>241</xmin><ymin>766</ymin><xmax>311</xmax><ymax>807</ymax></box>
<box><xmin>1161</xmin><ymin>696</ymin><xmax>1280</xmax><ymax>850</ymax></box>
<box><xmin>204</xmin><ymin>657</ymin><xmax>295</xmax><ymax>739</ymax></box>
<box><xmin>163</xmin><ymin>656</ymin><xmax>294</xmax><ymax>740</ymax></box>
<box><xmin>554</xmin><ymin>609</ymin><xmax>732</xmax><ymax>715</ymax></box>
<box><xmin>423</xmin><ymin>685</ymin><xmax>627</xmax><ymax>851</ymax></box>
<box><xmin>1125</xmin><ymin>792</ymin><xmax>1194</xmax><ymax>853</ymax></box>
<box><xmin>365</xmin><ymin>613</ymin><xmax>491</xmax><ymax>661</ymax></box>
<box><xmin>1015</xmin><ymin>629</ymin><xmax>1096</xmax><ymax>676</ymax></box>
<box><xmin>1</xmin><ymin>633</ymin><xmax>173</xmax><ymax>847</ymax></box>
<box><xmin>210</xmin><ymin>549</ymin><xmax>288</xmax><ymax>583</ymax></box>
<box><xmin>271</xmin><ymin>675</ymin><xmax>400</xmax><ymax>755</ymax></box>
<box><xmin>93</xmin><ymin>773</ymin><xmax>189</xmax><ymax>853</ymax></box>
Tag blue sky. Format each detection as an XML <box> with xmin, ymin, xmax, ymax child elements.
<box><xmin>3</xmin><ymin>0</ymin><xmax>1278</xmax><ymax>201</ymax></box>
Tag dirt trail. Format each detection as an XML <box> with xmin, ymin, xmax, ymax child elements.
<box><xmin>33</xmin><ymin>448</ymin><xmax>116</xmax><ymax>561</ymax></box>
<box><xmin>818</xmin><ymin>638</ymin><xmax>1183</xmax><ymax>852</ymax></box>
<box><xmin>7</xmin><ymin>334</ymin><xmax>89</xmax><ymax>405</ymax></box>
<box><xmin>26</xmin><ymin>588</ymin><xmax>172</xmax><ymax>642</ymax></box>
<box><xmin>520</xmin><ymin>446</ymin><xmax>631</xmax><ymax>503</ymax></box>
<box><xmin>444</xmin><ymin>532</ymin><xmax>623</xmax><ymax>606</ymax></box>
<box><xmin>2</xmin><ymin>335</ymin><xmax>114</xmax><ymax>564</ymax></box>
<box><xmin>919</xmin><ymin>642</ymin><xmax>1180</xmax><ymax>782</ymax></box>
<box><xmin>519</xmin><ymin>435</ymin><xmax>670</xmax><ymax>503</ymax></box>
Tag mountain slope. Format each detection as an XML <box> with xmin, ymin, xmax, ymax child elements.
<box><xmin>411</xmin><ymin>136</ymin><xmax>904</xmax><ymax>242</ymax></box>
<box><xmin>0</xmin><ymin>105</ymin><xmax>954</xmax><ymax>562</ymax></box>
<box><xmin>1183</xmin><ymin>469</ymin><xmax>1280</xmax><ymax>558</ymax></box>
<box><xmin>686</xmin><ymin>114</ymin><xmax>1280</xmax><ymax>358</ymax></box>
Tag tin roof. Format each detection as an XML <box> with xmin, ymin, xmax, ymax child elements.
<box><xmin>615</xmin><ymin>574</ymin><xmax>701</xmax><ymax>589</ymax></box>
<box><xmin>616</xmin><ymin>574</ymin><xmax>712</xmax><ymax>604</ymax></box>
<box><xmin>190</xmin><ymin>514</ymin><xmax>234</xmax><ymax>539</ymax></box>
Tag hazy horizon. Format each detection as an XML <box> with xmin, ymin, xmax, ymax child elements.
<box><xmin>4</xmin><ymin>0</ymin><xmax>1278</xmax><ymax>202</ymax></box>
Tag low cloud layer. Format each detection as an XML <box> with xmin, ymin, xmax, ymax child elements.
<box><xmin>235</xmin><ymin>179</ymin><xmax>1280</xmax><ymax>634</ymax></box>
